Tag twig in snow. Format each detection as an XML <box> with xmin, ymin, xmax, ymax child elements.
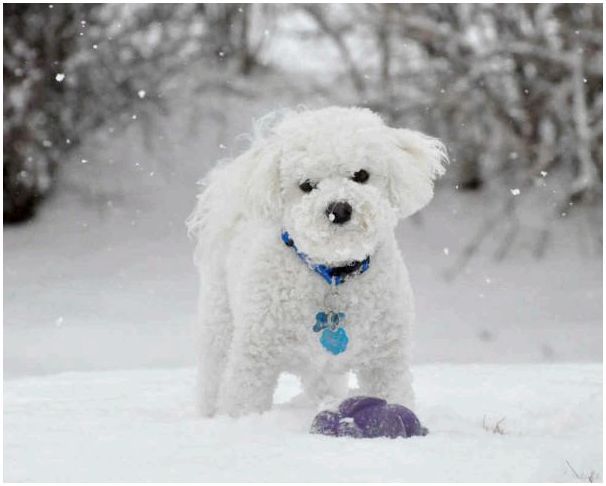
<box><xmin>482</xmin><ymin>415</ymin><xmax>506</xmax><ymax>435</ymax></box>
<box><xmin>565</xmin><ymin>459</ymin><xmax>600</xmax><ymax>483</ymax></box>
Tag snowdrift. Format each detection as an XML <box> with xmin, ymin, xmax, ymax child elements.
<box><xmin>4</xmin><ymin>363</ymin><xmax>601</xmax><ymax>482</ymax></box>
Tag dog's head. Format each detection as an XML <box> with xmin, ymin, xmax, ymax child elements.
<box><xmin>190</xmin><ymin>107</ymin><xmax>447</xmax><ymax>266</ymax></box>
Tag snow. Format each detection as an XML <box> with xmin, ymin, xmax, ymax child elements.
<box><xmin>3</xmin><ymin>69</ymin><xmax>601</xmax><ymax>481</ymax></box>
<box><xmin>4</xmin><ymin>364</ymin><xmax>601</xmax><ymax>482</ymax></box>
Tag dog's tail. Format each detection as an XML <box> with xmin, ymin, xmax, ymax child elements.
<box><xmin>186</xmin><ymin>110</ymin><xmax>289</xmax><ymax>269</ymax></box>
<box><xmin>186</xmin><ymin>159</ymin><xmax>242</xmax><ymax>269</ymax></box>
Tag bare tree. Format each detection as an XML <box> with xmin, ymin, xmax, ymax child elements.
<box><xmin>3</xmin><ymin>4</ymin><xmax>267</xmax><ymax>223</ymax></box>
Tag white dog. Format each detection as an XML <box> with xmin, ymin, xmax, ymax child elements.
<box><xmin>187</xmin><ymin>107</ymin><xmax>446</xmax><ymax>417</ymax></box>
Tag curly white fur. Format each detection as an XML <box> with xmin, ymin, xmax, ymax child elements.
<box><xmin>187</xmin><ymin>106</ymin><xmax>446</xmax><ymax>417</ymax></box>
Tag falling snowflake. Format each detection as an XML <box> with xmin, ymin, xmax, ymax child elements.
<box><xmin>137</xmin><ymin>90</ymin><xmax>146</xmax><ymax>99</ymax></box>
<box><xmin>540</xmin><ymin>171</ymin><xmax>548</xmax><ymax>177</ymax></box>
<box><xmin>55</xmin><ymin>73</ymin><xmax>65</xmax><ymax>82</ymax></box>
<box><xmin>510</xmin><ymin>188</ymin><xmax>520</xmax><ymax>196</ymax></box>
<box><xmin>443</xmin><ymin>247</ymin><xmax>450</xmax><ymax>255</ymax></box>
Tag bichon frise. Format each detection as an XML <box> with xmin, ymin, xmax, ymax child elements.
<box><xmin>187</xmin><ymin>107</ymin><xmax>446</xmax><ymax>417</ymax></box>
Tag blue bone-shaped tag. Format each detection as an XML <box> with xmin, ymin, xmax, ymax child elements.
<box><xmin>313</xmin><ymin>312</ymin><xmax>345</xmax><ymax>332</ymax></box>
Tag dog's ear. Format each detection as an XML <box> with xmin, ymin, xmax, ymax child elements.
<box><xmin>387</xmin><ymin>128</ymin><xmax>447</xmax><ymax>218</ymax></box>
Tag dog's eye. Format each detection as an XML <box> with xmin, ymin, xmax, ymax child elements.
<box><xmin>299</xmin><ymin>180</ymin><xmax>316</xmax><ymax>193</ymax></box>
<box><xmin>352</xmin><ymin>169</ymin><xmax>369</xmax><ymax>184</ymax></box>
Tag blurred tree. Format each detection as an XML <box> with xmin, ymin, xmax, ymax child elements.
<box><xmin>3</xmin><ymin>4</ymin><xmax>281</xmax><ymax>223</ymax></box>
<box><xmin>3</xmin><ymin>4</ymin><xmax>198</xmax><ymax>223</ymax></box>
<box><xmin>4</xmin><ymin>4</ymin><xmax>602</xmax><ymax>230</ymax></box>
<box><xmin>194</xmin><ymin>3</ymin><xmax>272</xmax><ymax>75</ymax></box>
<box><xmin>301</xmin><ymin>4</ymin><xmax>602</xmax><ymax>206</ymax></box>
<box><xmin>3</xmin><ymin>4</ymin><xmax>90</xmax><ymax>223</ymax></box>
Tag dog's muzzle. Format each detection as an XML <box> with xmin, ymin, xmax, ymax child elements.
<box><xmin>326</xmin><ymin>201</ymin><xmax>352</xmax><ymax>225</ymax></box>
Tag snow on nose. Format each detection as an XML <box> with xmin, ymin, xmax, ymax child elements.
<box><xmin>326</xmin><ymin>201</ymin><xmax>352</xmax><ymax>224</ymax></box>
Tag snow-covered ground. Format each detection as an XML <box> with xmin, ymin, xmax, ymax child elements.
<box><xmin>3</xmin><ymin>69</ymin><xmax>602</xmax><ymax>481</ymax></box>
<box><xmin>4</xmin><ymin>364</ymin><xmax>602</xmax><ymax>482</ymax></box>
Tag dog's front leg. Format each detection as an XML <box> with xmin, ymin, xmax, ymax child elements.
<box><xmin>195</xmin><ymin>279</ymin><xmax>234</xmax><ymax>417</ymax></box>
<box><xmin>197</xmin><ymin>326</ymin><xmax>231</xmax><ymax>417</ymax></box>
<box><xmin>215</xmin><ymin>322</ymin><xmax>281</xmax><ymax>417</ymax></box>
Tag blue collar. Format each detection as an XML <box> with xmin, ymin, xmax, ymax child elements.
<box><xmin>281</xmin><ymin>231</ymin><xmax>370</xmax><ymax>286</ymax></box>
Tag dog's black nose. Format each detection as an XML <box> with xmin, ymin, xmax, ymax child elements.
<box><xmin>326</xmin><ymin>201</ymin><xmax>352</xmax><ymax>225</ymax></box>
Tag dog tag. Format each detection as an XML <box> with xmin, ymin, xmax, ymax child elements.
<box><xmin>313</xmin><ymin>312</ymin><xmax>348</xmax><ymax>354</ymax></box>
<box><xmin>320</xmin><ymin>327</ymin><xmax>349</xmax><ymax>355</ymax></box>
<box><xmin>313</xmin><ymin>311</ymin><xmax>345</xmax><ymax>332</ymax></box>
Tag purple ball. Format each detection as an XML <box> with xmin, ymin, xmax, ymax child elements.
<box><xmin>386</xmin><ymin>404</ymin><xmax>427</xmax><ymax>437</ymax></box>
<box><xmin>338</xmin><ymin>396</ymin><xmax>387</xmax><ymax>417</ymax></box>
<box><xmin>311</xmin><ymin>396</ymin><xmax>428</xmax><ymax>439</ymax></box>
<box><xmin>310</xmin><ymin>410</ymin><xmax>340</xmax><ymax>436</ymax></box>
<box><xmin>352</xmin><ymin>403</ymin><xmax>403</xmax><ymax>438</ymax></box>
<box><xmin>336</xmin><ymin>418</ymin><xmax>365</xmax><ymax>438</ymax></box>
